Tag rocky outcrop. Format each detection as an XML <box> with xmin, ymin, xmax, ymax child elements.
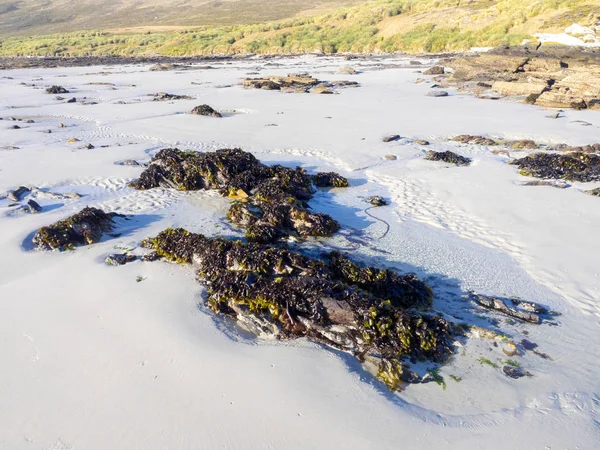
<box><xmin>46</xmin><ymin>85</ymin><xmax>69</xmax><ymax>94</ymax></box>
<box><xmin>452</xmin><ymin>135</ymin><xmax>496</xmax><ymax>146</ymax></box>
<box><xmin>443</xmin><ymin>45</ymin><xmax>600</xmax><ymax>110</ymax></box>
<box><xmin>130</xmin><ymin>148</ymin><xmax>348</xmax><ymax>243</ymax></box>
<box><xmin>142</xmin><ymin>227</ymin><xmax>452</xmax><ymax>391</ymax></box>
<box><xmin>33</xmin><ymin>207</ymin><xmax>116</xmax><ymax>251</ymax></box>
<box><xmin>511</xmin><ymin>152</ymin><xmax>600</xmax><ymax>182</ymax></box>
<box><xmin>242</xmin><ymin>73</ymin><xmax>359</xmax><ymax>94</ymax></box>
<box><xmin>425</xmin><ymin>150</ymin><xmax>472</xmax><ymax>166</ymax></box>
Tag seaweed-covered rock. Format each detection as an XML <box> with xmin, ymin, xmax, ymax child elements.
<box><xmin>587</xmin><ymin>187</ymin><xmax>600</xmax><ymax>196</ymax></box>
<box><xmin>425</xmin><ymin>150</ymin><xmax>472</xmax><ymax>166</ymax></box>
<box><xmin>32</xmin><ymin>207</ymin><xmax>116</xmax><ymax>251</ymax></box>
<box><xmin>452</xmin><ymin>135</ymin><xmax>496</xmax><ymax>146</ymax></box>
<box><xmin>151</xmin><ymin>92</ymin><xmax>193</xmax><ymax>101</ymax></box>
<box><xmin>130</xmin><ymin>148</ymin><xmax>348</xmax><ymax>243</ymax></box>
<box><xmin>142</xmin><ymin>228</ymin><xmax>452</xmax><ymax>390</ymax></box>
<box><xmin>46</xmin><ymin>85</ymin><xmax>69</xmax><ymax>94</ymax></box>
<box><xmin>563</xmin><ymin>143</ymin><xmax>600</xmax><ymax>153</ymax></box>
<box><xmin>105</xmin><ymin>253</ymin><xmax>137</xmax><ymax>265</ymax></box>
<box><xmin>511</xmin><ymin>152</ymin><xmax>600</xmax><ymax>182</ymax></box>
<box><xmin>191</xmin><ymin>104</ymin><xmax>222</xmax><ymax>117</ymax></box>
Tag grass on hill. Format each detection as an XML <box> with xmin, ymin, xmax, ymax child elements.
<box><xmin>0</xmin><ymin>0</ymin><xmax>597</xmax><ymax>56</ymax></box>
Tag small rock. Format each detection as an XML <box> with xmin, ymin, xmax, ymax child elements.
<box><xmin>67</xmin><ymin>137</ymin><xmax>80</xmax><ymax>143</ymax></box>
<box><xmin>587</xmin><ymin>187</ymin><xmax>600</xmax><ymax>197</ymax></box>
<box><xmin>10</xmin><ymin>125</ymin><xmax>21</xmax><ymax>129</ymax></box>
<box><xmin>141</xmin><ymin>252</ymin><xmax>160</xmax><ymax>262</ymax></box>
<box><xmin>310</xmin><ymin>85</ymin><xmax>334</xmax><ymax>94</ymax></box>
<box><xmin>46</xmin><ymin>85</ymin><xmax>69</xmax><ymax>94</ymax></box>
<box><xmin>383</xmin><ymin>135</ymin><xmax>401</xmax><ymax>142</ymax></box>
<box><xmin>191</xmin><ymin>104</ymin><xmax>222</xmax><ymax>118</ymax></box>
<box><xmin>119</xmin><ymin>159</ymin><xmax>140</xmax><ymax>166</ymax></box>
<box><xmin>105</xmin><ymin>253</ymin><xmax>137</xmax><ymax>266</ymax></box>
<box><xmin>413</xmin><ymin>140</ymin><xmax>430</xmax><ymax>145</ymax></box>
<box><xmin>58</xmin><ymin>123</ymin><xmax>66</xmax><ymax>128</ymax></box>
<box><xmin>427</xmin><ymin>90</ymin><xmax>449</xmax><ymax>97</ymax></box>
<box><xmin>366</xmin><ymin>196</ymin><xmax>388</xmax><ymax>207</ymax></box>
<box><xmin>452</xmin><ymin>135</ymin><xmax>496</xmax><ymax>146</ymax></box>
<box><xmin>384</xmin><ymin>154</ymin><xmax>397</xmax><ymax>160</ymax></box>
<box><xmin>26</xmin><ymin>119</ymin><xmax>35</xmax><ymax>123</ymax></box>
<box><xmin>85</xmin><ymin>143</ymin><xmax>95</xmax><ymax>149</ymax></box>
<box><xmin>7</xmin><ymin>186</ymin><xmax>31</xmax><ymax>202</ymax></box>
<box><xmin>66</xmin><ymin>97</ymin><xmax>76</xmax><ymax>103</ymax></box>
<box><xmin>510</xmin><ymin>139</ymin><xmax>538</xmax><ymax>150</ymax></box>
<box><xmin>42</xmin><ymin>129</ymin><xmax>52</xmax><ymax>133</ymax></box>
<box><xmin>26</xmin><ymin>200</ymin><xmax>41</xmax><ymax>214</ymax></box>
<box><xmin>424</xmin><ymin>66</ymin><xmax>445</xmax><ymax>75</ymax></box>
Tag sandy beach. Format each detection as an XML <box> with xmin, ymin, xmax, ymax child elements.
<box><xmin>1</xmin><ymin>54</ymin><xmax>599</xmax><ymax>449</ymax></box>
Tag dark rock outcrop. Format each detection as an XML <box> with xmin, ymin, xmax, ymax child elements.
<box><xmin>242</xmin><ymin>73</ymin><xmax>359</xmax><ymax>94</ymax></box>
<box><xmin>511</xmin><ymin>152</ymin><xmax>600</xmax><ymax>182</ymax></box>
<box><xmin>46</xmin><ymin>85</ymin><xmax>69</xmax><ymax>94</ymax></box>
<box><xmin>191</xmin><ymin>104</ymin><xmax>222</xmax><ymax>117</ymax></box>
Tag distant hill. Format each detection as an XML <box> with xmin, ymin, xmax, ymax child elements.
<box><xmin>0</xmin><ymin>0</ymin><xmax>598</xmax><ymax>56</ymax></box>
<box><xmin>0</xmin><ymin>0</ymin><xmax>361</xmax><ymax>36</ymax></box>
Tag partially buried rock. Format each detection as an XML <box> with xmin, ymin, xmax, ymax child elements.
<box><xmin>141</xmin><ymin>228</ymin><xmax>451</xmax><ymax>391</ymax></box>
<box><xmin>26</xmin><ymin>200</ymin><xmax>41</xmax><ymax>214</ymax></box>
<box><xmin>66</xmin><ymin>97</ymin><xmax>76</xmax><ymax>103</ymax></box>
<box><xmin>32</xmin><ymin>207</ymin><xmax>117</xmax><ymax>251</ymax></box>
<box><xmin>151</xmin><ymin>92</ymin><xmax>193</xmax><ymax>101</ymax></box>
<box><xmin>383</xmin><ymin>135</ymin><xmax>401</xmax><ymax>142</ymax></box>
<box><xmin>452</xmin><ymin>135</ymin><xmax>496</xmax><ymax>146</ymax></box>
<box><xmin>191</xmin><ymin>104</ymin><xmax>222</xmax><ymax>118</ymax></box>
<box><xmin>413</xmin><ymin>140</ymin><xmax>430</xmax><ymax>145</ymax></box>
<box><xmin>366</xmin><ymin>196</ymin><xmax>388</xmax><ymax>206</ymax></box>
<box><xmin>10</xmin><ymin>125</ymin><xmax>20</xmax><ymax>129</ymax></box>
<box><xmin>587</xmin><ymin>187</ymin><xmax>600</xmax><ymax>196</ymax></box>
<box><xmin>105</xmin><ymin>253</ymin><xmax>137</xmax><ymax>266</ymax></box>
<box><xmin>427</xmin><ymin>90</ymin><xmax>449</xmax><ymax>97</ymax></box>
<box><xmin>425</xmin><ymin>150</ymin><xmax>471</xmax><ymax>166</ymax></box>
<box><xmin>130</xmin><ymin>148</ymin><xmax>348</xmax><ymax>243</ymax></box>
<box><xmin>511</xmin><ymin>152</ymin><xmax>600</xmax><ymax>182</ymax></box>
<box><xmin>46</xmin><ymin>85</ymin><xmax>69</xmax><ymax>94</ymax></box>
<box><xmin>424</xmin><ymin>66</ymin><xmax>445</xmax><ymax>75</ymax></box>
<box><xmin>471</xmin><ymin>293</ymin><xmax>542</xmax><ymax>324</ymax></box>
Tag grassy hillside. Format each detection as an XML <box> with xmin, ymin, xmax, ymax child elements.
<box><xmin>0</xmin><ymin>0</ymin><xmax>598</xmax><ymax>56</ymax></box>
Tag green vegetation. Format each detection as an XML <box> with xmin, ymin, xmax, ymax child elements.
<box><xmin>478</xmin><ymin>357</ymin><xmax>500</xmax><ymax>369</ymax></box>
<box><xmin>503</xmin><ymin>359</ymin><xmax>521</xmax><ymax>367</ymax></box>
<box><xmin>449</xmin><ymin>374</ymin><xmax>463</xmax><ymax>382</ymax></box>
<box><xmin>0</xmin><ymin>0</ymin><xmax>597</xmax><ymax>56</ymax></box>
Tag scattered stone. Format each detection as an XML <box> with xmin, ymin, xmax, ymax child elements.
<box><xmin>105</xmin><ymin>253</ymin><xmax>137</xmax><ymax>266</ymax></box>
<box><xmin>10</xmin><ymin>125</ymin><xmax>21</xmax><ymax>129</ymax></box>
<box><xmin>26</xmin><ymin>119</ymin><xmax>35</xmax><ymax>124</ymax></box>
<box><xmin>66</xmin><ymin>97</ymin><xmax>76</xmax><ymax>103</ymax></box>
<box><xmin>413</xmin><ymin>140</ymin><xmax>430</xmax><ymax>145</ymax></box>
<box><xmin>503</xmin><ymin>365</ymin><xmax>532</xmax><ymax>379</ymax></box>
<box><xmin>425</xmin><ymin>150</ymin><xmax>471</xmax><ymax>166</ymax></box>
<box><xmin>424</xmin><ymin>66</ymin><xmax>445</xmax><ymax>75</ymax></box>
<box><xmin>116</xmin><ymin>159</ymin><xmax>140</xmax><ymax>166</ymax></box>
<box><xmin>46</xmin><ymin>85</ymin><xmax>69</xmax><ymax>94</ymax></box>
<box><xmin>510</xmin><ymin>139</ymin><xmax>538</xmax><ymax>150</ymax></box>
<box><xmin>141</xmin><ymin>252</ymin><xmax>160</xmax><ymax>262</ymax></box>
<box><xmin>58</xmin><ymin>123</ymin><xmax>66</xmax><ymax>128</ymax></box>
<box><xmin>32</xmin><ymin>207</ymin><xmax>117</xmax><ymax>251</ymax></box>
<box><xmin>43</xmin><ymin>129</ymin><xmax>52</xmax><ymax>133</ymax></box>
<box><xmin>310</xmin><ymin>85</ymin><xmax>334</xmax><ymax>94</ymax></box>
<box><xmin>26</xmin><ymin>199</ymin><xmax>41</xmax><ymax>214</ymax></box>
<box><xmin>130</xmin><ymin>148</ymin><xmax>348</xmax><ymax>243</ymax></box>
<box><xmin>141</xmin><ymin>228</ymin><xmax>451</xmax><ymax>391</ymax></box>
<box><xmin>452</xmin><ymin>135</ymin><xmax>496</xmax><ymax>146</ymax></box>
<box><xmin>384</xmin><ymin>154</ymin><xmax>397</xmax><ymax>160</ymax></box>
<box><xmin>151</xmin><ymin>92</ymin><xmax>193</xmax><ymax>101</ymax></box>
<box><xmin>383</xmin><ymin>135</ymin><xmax>401</xmax><ymax>142</ymax></box>
<box><xmin>471</xmin><ymin>293</ymin><xmax>542</xmax><ymax>324</ymax></box>
<box><xmin>547</xmin><ymin>112</ymin><xmax>561</xmax><ymax>119</ymax></box>
<box><xmin>366</xmin><ymin>196</ymin><xmax>388</xmax><ymax>207</ymax></box>
<box><xmin>84</xmin><ymin>143</ymin><xmax>95</xmax><ymax>149</ymax></box>
<box><xmin>427</xmin><ymin>90</ymin><xmax>449</xmax><ymax>97</ymax></box>
<box><xmin>7</xmin><ymin>186</ymin><xmax>31</xmax><ymax>202</ymax></box>
<box><xmin>67</xmin><ymin>137</ymin><xmax>80</xmax><ymax>143</ymax></box>
<box><xmin>339</xmin><ymin>66</ymin><xmax>358</xmax><ymax>74</ymax></box>
<box><xmin>191</xmin><ymin>104</ymin><xmax>222</xmax><ymax>118</ymax></box>
<box><xmin>511</xmin><ymin>152</ymin><xmax>600</xmax><ymax>182</ymax></box>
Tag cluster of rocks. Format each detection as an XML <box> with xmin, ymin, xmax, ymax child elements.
<box><xmin>471</xmin><ymin>293</ymin><xmax>548</xmax><ymax>325</ymax></box>
<box><xmin>242</xmin><ymin>73</ymin><xmax>359</xmax><ymax>94</ymax></box>
<box><xmin>441</xmin><ymin>45</ymin><xmax>600</xmax><ymax>110</ymax></box>
<box><xmin>150</xmin><ymin>92</ymin><xmax>193</xmax><ymax>101</ymax></box>
<box><xmin>46</xmin><ymin>85</ymin><xmax>69</xmax><ymax>94</ymax></box>
<box><xmin>130</xmin><ymin>148</ymin><xmax>348</xmax><ymax>243</ymax></box>
<box><xmin>32</xmin><ymin>207</ymin><xmax>117</xmax><ymax>251</ymax></box>
<box><xmin>141</xmin><ymin>227</ymin><xmax>452</xmax><ymax>390</ymax></box>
